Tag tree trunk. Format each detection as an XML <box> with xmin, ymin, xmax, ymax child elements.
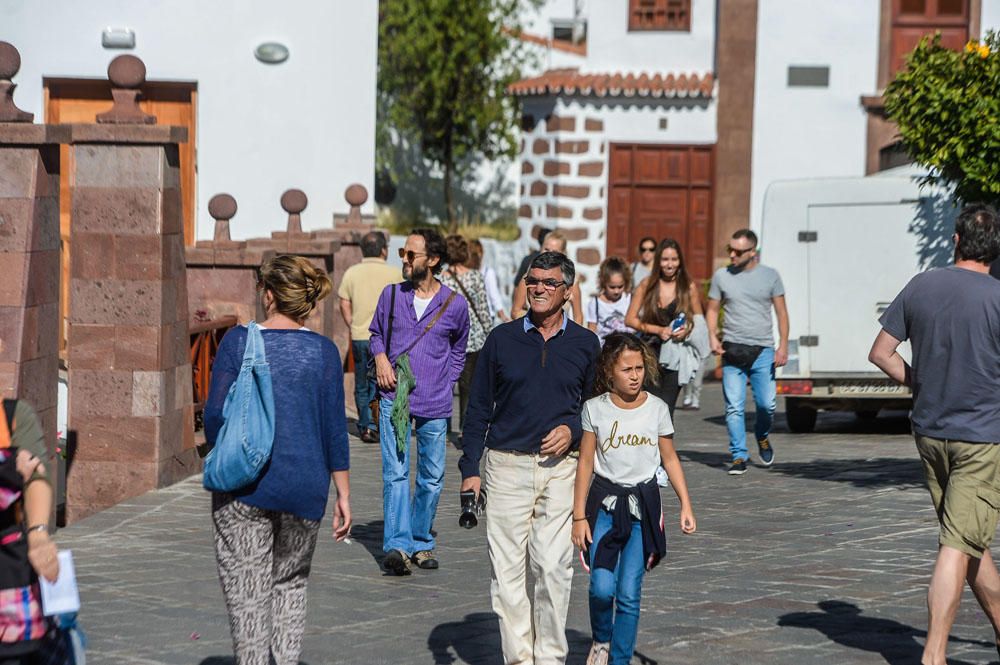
<box><xmin>443</xmin><ymin>161</ymin><xmax>457</xmax><ymax>233</ymax></box>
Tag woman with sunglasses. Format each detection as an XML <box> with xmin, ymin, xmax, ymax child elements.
<box><xmin>510</xmin><ymin>229</ymin><xmax>583</xmax><ymax>323</ymax></box>
<box><xmin>625</xmin><ymin>239</ymin><xmax>703</xmax><ymax>415</ymax></box>
<box><xmin>631</xmin><ymin>237</ymin><xmax>657</xmax><ymax>289</ymax></box>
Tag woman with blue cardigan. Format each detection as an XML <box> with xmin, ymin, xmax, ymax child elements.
<box><xmin>205</xmin><ymin>255</ymin><xmax>351</xmax><ymax>665</ymax></box>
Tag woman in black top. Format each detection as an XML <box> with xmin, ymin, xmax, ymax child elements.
<box><xmin>625</xmin><ymin>238</ymin><xmax>703</xmax><ymax>415</ymax></box>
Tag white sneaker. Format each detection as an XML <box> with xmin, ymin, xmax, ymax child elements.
<box><xmin>681</xmin><ymin>396</ymin><xmax>693</xmax><ymax>408</ymax></box>
<box><xmin>586</xmin><ymin>641</ymin><xmax>610</xmax><ymax>665</ymax></box>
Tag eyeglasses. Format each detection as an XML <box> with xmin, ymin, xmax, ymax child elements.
<box><xmin>398</xmin><ymin>249</ymin><xmax>427</xmax><ymax>262</ymax></box>
<box><xmin>726</xmin><ymin>245</ymin><xmax>754</xmax><ymax>257</ymax></box>
<box><xmin>524</xmin><ymin>276</ymin><xmax>567</xmax><ymax>290</ymax></box>
<box><xmin>640</xmin><ymin>245</ymin><xmax>656</xmax><ymax>253</ymax></box>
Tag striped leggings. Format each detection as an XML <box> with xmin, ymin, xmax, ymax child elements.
<box><xmin>212</xmin><ymin>494</ymin><xmax>320</xmax><ymax>665</ymax></box>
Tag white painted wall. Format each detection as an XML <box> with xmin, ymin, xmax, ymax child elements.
<box><xmin>598</xmin><ymin>97</ymin><xmax>716</xmax><ymax>145</ymax></box>
<box><xmin>748</xmin><ymin>0</ymin><xmax>879</xmax><ymax>231</ymax></box>
<box><xmin>585</xmin><ymin>0</ymin><xmax>715</xmax><ymax>73</ymax></box>
<box><xmin>2</xmin><ymin>0</ymin><xmax>377</xmax><ymax>241</ymax></box>
<box><xmin>982</xmin><ymin>0</ymin><xmax>1000</xmax><ymax>35</ymax></box>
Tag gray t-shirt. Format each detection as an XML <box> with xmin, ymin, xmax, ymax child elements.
<box><xmin>631</xmin><ymin>262</ymin><xmax>651</xmax><ymax>289</ymax></box>
<box><xmin>708</xmin><ymin>264</ymin><xmax>785</xmax><ymax>346</ymax></box>
<box><xmin>880</xmin><ymin>266</ymin><xmax>1000</xmax><ymax>443</ymax></box>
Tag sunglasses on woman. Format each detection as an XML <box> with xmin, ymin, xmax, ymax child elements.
<box><xmin>640</xmin><ymin>245</ymin><xmax>656</xmax><ymax>253</ymax></box>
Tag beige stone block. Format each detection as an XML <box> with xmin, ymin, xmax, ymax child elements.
<box><xmin>132</xmin><ymin>370</ymin><xmax>168</xmax><ymax>417</ymax></box>
<box><xmin>72</xmin><ymin>144</ymin><xmax>179</xmax><ymax>190</ymax></box>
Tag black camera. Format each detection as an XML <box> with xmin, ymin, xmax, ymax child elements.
<box><xmin>459</xmin><ymin>489</ymin><xmax>487</xmax><ymax>528</ymax></box>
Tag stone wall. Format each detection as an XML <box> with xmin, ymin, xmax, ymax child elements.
<box><xmin>517</xmin><ymin>101</ymin><xmax>608</xmax><ymax>291</ymax></box>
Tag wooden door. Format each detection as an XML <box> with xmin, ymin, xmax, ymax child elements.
<box><xmin>44</xmin><ymin>79</ymin><xmax>197</xmax><ymax>356</ymax></box>
<box><xmin>606</xmin><ymin>143</ymin><xmax>714</xmax><ymax>280</ymax></box>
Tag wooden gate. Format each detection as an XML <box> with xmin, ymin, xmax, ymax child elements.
<box><xmin>606</xmin><ymin>143</ymin><xmax>714</xmax><ymax>280</ymax></box>
<box><xmin>44</xmin><ymin>79</ymin><xmax>197</xmax><ymax>356</ymax></box>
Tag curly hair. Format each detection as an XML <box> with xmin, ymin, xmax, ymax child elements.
<box><xmin>410</xmin><ymin>227</ymin><xmax>448</xmax><ymax>274</ymax></box>
<box><xmin>257</xmin><ymin>255</ymin><xmax>332</xmax><ymax>321</ymax></box>
<box><xmin>592</xmin><ymin>332</ymin><xmax>660</xmax><ymax>397</ymax></box>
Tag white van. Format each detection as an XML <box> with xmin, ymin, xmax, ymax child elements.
<box><xmin>759</xmin><ymin>171</ymin><xmax>954</xmax><ymax>432</ymax></box>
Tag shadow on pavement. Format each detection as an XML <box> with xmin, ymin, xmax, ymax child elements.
<box><xmin>770</xmin><ymin>457</ymin><xmax>926</xmax><ymax>489</ymax></box>
<box><xmin>198</xmin><ymin>656</ymin><xmax>309</xmax><ymax>665</ymax></box>
<box><xmin>678</xmin><ymin>449</ymin><xmax>925</xmax><ymax>489</ymax></box>
<box><xmin>778</xmin><ymin>600</ymin><xmax>991</xmax><ymax>664</ymax></box>
<box><xmin>700</xmin><ymin>410</ymin><xmax>912</xmax><ymax>436</ymax></box>
<box><xmin>350</xmin><ymin>519</ymin><xmax>389</xmax><ymax>569</ymax></box>
<box><xmin>427</xmin><ymin>612</ymin><xmax>659</xmax><ymax>664</ymax></box>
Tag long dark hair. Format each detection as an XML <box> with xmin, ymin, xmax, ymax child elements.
<box><xmin>639</xmin><ymin>238</ymin><xmax>693</xmax><ymax>325</ymax></box>
<box><xmin>593</xmin><ymin>333</ymin><xmax>660</xmax><ymax>396</ymax></box>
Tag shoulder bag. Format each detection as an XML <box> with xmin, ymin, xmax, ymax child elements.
<box><xmin>387</xmin><ymin>288</ymin><xmax>457</xmax><ymax>453</ymax></box>
<box><xmin>447</xmin><ymin>269</ymin><xmax>491</xmax><ymax>332</ymax></box>
<box><xmin>203</xmin><ymin>321</ymin><xmax>276</xmax><ymax>492</ymax></box>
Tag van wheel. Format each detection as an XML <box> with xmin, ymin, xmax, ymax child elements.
<box><xmin>786</xmin><ymin>399</ymin><xmax>817</xmax><ymax>433</ymax></box>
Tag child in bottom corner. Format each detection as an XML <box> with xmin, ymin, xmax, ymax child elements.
<box><xmin>572</xmin><ymin>332</ymin><xmax>697</xmax><ymax>665</ymax></box>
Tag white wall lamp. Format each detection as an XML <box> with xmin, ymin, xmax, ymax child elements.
<box><xmin>254</xmin><ymin>42</ymin><xmax>289</xmax><ymax>64</ymax></box>
<box><xmin>102</xmin><ymin>27</ymin><xmax>136</xmax><ymax>49</ymax></box>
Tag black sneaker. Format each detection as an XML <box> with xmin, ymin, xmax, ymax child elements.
<box><xmin>412</xmin><ymin>550</ymin><xmax>439</xmax><ymax>570</ymax></box>
<box><xmin>383</xmin><ymin>549</ymin><xmax>411</xmax><ymax>576</ymax></box>
<box><xmin>757</xmin><ymin>437</ymin><xmax>775</xmax><ymax>466</ymax></box>
<box><xmin>728</xmin><ymin>458</ymin><xmax>748</xmax><ymax>476</ymax></box>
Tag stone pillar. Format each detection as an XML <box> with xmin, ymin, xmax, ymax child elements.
<box><xmin>0</xmin><ymin>43</ymin><xmax>66</xmax><ymax>472</ymax></box>
<box><xmin>64</xmin><ymin>55</ymin><xmax>195</xmax><ymax>522</ymax></box>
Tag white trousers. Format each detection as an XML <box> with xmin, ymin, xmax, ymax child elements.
<box><xmin>484</xmin><ymin>449</ymin><xmax>578</xmax><ymax>665</ymax></box>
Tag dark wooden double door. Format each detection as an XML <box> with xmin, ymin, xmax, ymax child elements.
<box><xmin>606</xmin><ymin>143</ymin><xmax>714</xmax><ymax>281</ymax></box>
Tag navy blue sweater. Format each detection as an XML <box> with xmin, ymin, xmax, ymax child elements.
<box><xmin>459</xmin><ymin>318</ymin><xmax>600</xmax><ymax>479</ymax></box>
<box><xmin>204</xmin><ymin>326</ymin><xmax>349</xmax><ymax>521</ymax></box>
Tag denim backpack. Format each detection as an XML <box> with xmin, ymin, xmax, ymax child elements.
<box><xmin>203</xmin><ymin>321</ymin><xmax>276</xmax><ymax>492</ymax></box>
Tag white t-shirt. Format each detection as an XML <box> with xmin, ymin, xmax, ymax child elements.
<box><xmin>581</xmin><ymin>392</ymin><xmax>674</xmax><ymax>486</ymax></box>
<box><xmin>585</xmin><ymin>293</ymin><xmax>632</xmax><ymax>342</ymax></box>
<box><xmin>413</xmin><ymin>295</ymin><xmax>432</xmax><ymax>320</ymax></box>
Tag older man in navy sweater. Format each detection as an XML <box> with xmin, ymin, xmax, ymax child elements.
<box><xmin>460</xmin><ymin>251</ymin><xmax>600</xmax><ymax>664</ymax></box>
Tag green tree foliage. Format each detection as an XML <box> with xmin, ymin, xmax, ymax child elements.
<box><xmin>378</xmin><ymin>0</ymin><xmax>533</xmax><ymax>231</ymax></box>
<box><xmin>884</xmin><ymin>32</ymin><xmax>1000</xmax><ymax>205</ymax></box>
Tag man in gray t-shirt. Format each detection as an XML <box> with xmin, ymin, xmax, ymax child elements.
<box><xmin>706</xmin><ymin>229</ymin><xmax>789</xmax><ymax>476</ymax></box>
<box><xmin>870</xmin><ymin>204</ymin><xmax>1000</xmax><ymax>665</ymax></box>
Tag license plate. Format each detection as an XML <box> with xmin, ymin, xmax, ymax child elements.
<box><xmin>830</xmin><ymin>382</ymin><xmax>909</xmax><ymax>396</ymax></box>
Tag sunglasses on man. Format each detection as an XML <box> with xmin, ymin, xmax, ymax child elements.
<box><xmin>398</xmin><ymin>248</ymin><xmax>427</xmax><ymax>262</ymax></box>
<box><xmin>524</xmin><ymin>276</ymin><xmax>567</xmax><ymax>290</ymax></box>
<box><xmin>726</xmin><ymin>245</ymin><xmax>754</xmax><ymax>257</ymax></box>
<box><xmin>640</xmin><ymin>245</ymin><xmax>656</xmax><ymax>253</ymax></box>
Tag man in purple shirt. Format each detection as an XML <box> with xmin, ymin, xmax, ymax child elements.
<box><xmin>369</xmin><ymin>228</ymin><xmax>470</xmax><ymax>575</ymax></box>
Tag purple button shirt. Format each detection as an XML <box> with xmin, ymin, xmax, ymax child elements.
<box><xmin>369</xmin><ymin>280</ymin><xmax>470</xmax><ymax>419</ymax></box>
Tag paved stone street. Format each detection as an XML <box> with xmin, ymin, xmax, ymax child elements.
<box><xmin>55</xmin><ymin>384</ymin><xmax>1000</xmax><ymax>664</ymax></box>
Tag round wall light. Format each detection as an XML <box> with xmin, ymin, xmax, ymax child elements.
<box><xmin>254</xmin><ymin>42</ymin><xmax>289</xmax><ymax>64</ymax></box>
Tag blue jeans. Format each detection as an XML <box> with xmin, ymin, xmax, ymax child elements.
<box><xmin>722</xmin><ymin>346</ymin><xmax>776</xmax><ymax>461</ymax></box>
<box><xmin>589</xmin><ymin>508</ymin><xmax>646</xmax><ymax>665</ymax></box>
<box><xmin>379</xmin><ymin>397</ymin><xmax>447</xmax><ymax>555</ymax></box>
<box><xmin>351</xmin><ymin>340</ymin><xmax>376</xmax><ymax>433</ymax></box>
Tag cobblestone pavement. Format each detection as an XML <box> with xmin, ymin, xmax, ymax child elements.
<box><xmin>56</xmin><ymin>384</ymin><xmax>1000</xmax><ymax>664</ymax></box>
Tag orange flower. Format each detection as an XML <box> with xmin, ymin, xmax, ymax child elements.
<box><xmin>978</xmin><ymin>44</ymin><xmax>990</xmax><ymax>58</ymax></box>
<box><xmin>967</xmin><ymin>40</ymin><xmax>978</xmax><ymax>53</ymax></box>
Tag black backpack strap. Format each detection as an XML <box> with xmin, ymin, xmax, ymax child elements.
<box><xmin>386</xmin><ymin>284</ymin><xmax>396</xmax><ymax>358</ymax></box>
<box><xmin>2</xmin><ymin>399</ymin><xmax>15</xmax><ymax>434</ymax></box>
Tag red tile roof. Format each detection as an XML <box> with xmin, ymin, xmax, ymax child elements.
<box><xmin>509</xmin><ymin>68</ymin><xmax>715</xmax><ymax>98</ymax></box>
